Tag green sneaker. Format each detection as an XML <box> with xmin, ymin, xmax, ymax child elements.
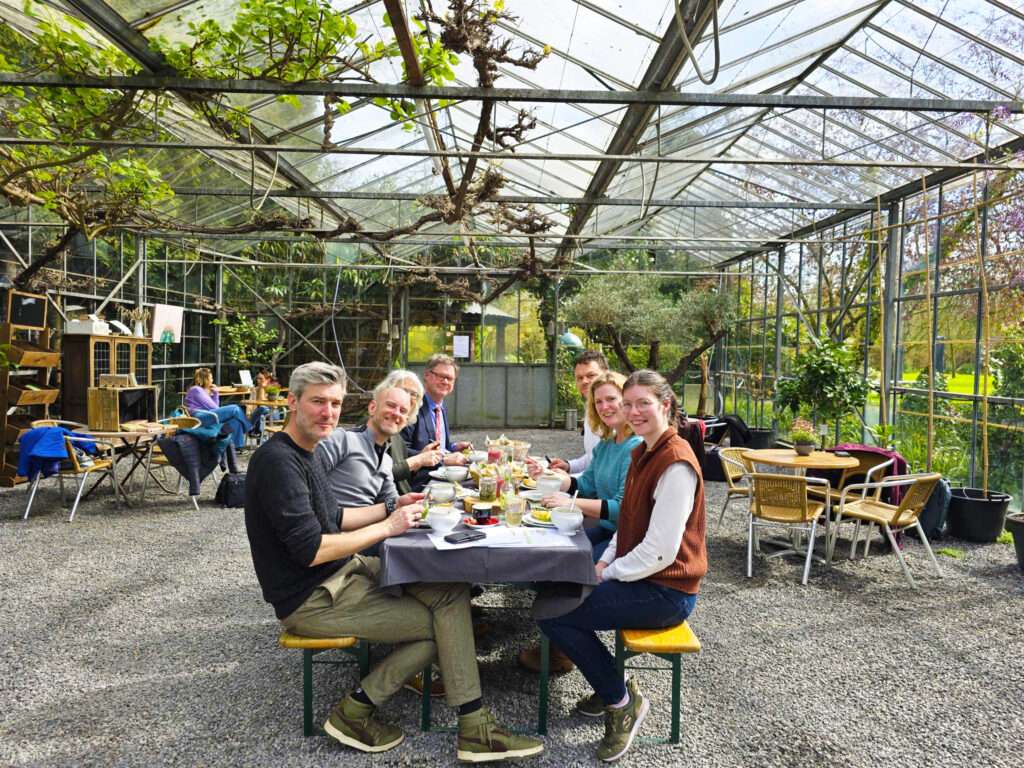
<box><xmin>457</xmin><ymin>707</ymin><xmax>544</xmax><ymax>762</ymax></box>
<box><xmin>596</xmin><ymin>679</ymin><xmax>649</xmax><ymax>762</ymax></box>
<box><xmin>575</xmin><ymin>691</ymin><xmax>605</xmax><ymax>718</ymax></box>
<box><xmin>323</xmin><ymin>695</ymin><xmax>404</xmax><ymax>753</ymax></box>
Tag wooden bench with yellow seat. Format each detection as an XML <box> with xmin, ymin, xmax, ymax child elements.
<box><xmin>278</xmin><ymin>631</ymin><xmax>370</xmax><ymax>738</ymax></box>
<box><xmin>277</xmin><ymin>631</ymin><xmax>435</xmax><ymax>738</ymax></box>
<box><xmin>615</xmin><ymin>621</ymin><xmax>702</xmax><ymax>744</ymax></box>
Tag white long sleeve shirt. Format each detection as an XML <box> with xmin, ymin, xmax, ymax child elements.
<box><xmin>599</xmin><ymin>462</ymin><xmax>697</xmax><ymax>582</ymax></box>
<box><xmin>568</xmin><ymin>417</ymin><xmax>600</xmax><ymax>475</ymax></box>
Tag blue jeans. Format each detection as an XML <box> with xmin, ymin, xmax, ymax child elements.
<box><xmin>213</xmin><ymin>405</ymin><xmax>252</xmax><ymax>450</ymax></box>
<box><xmin>538</xmin><ymin>580</ymin><xmax>696</xmax><ymax>705</ymax></box>
<box><xmin>586</xmin><ymin>524</ymin><xmax>614</xmax><ymax>563</ymax></box>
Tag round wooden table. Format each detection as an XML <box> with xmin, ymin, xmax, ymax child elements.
<box><xmin>741</xmin><ymin>448</ymin><xmax>859</xmax><ymax>472</ymax></box>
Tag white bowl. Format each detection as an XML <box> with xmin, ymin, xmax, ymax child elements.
<box><xmin>468</xmin><ymin>450</ymin><xmax>488</xmax><ymax>464</ymax></box>
<box><xmin>428</xmin><ymin>482</ymin><xmax>456</xmax><ymax>503</ymax></box>
<box><xmin>551</xmin><ymin>507</ymin><xmax>583</xmax><ymax>535</ymax></box>
<box><xmin>445</xmin><ymin>465</ymin><xmax>469</xmax><ymax>483</ymax></box>
<box><xmin>426</xmin><ymin>506</ymin><xmax>461</xmax><ymax>534</ymax></box>
<box><xmin>536</xmin><ymin>475</ymin><xmax>563</xmax><ymax>497</ymax></box>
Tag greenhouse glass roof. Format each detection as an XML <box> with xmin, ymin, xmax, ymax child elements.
<box><xmin>1</xmin><ymin>0</ymin><xmax>1022</xmax><ymax>267</ymax></box>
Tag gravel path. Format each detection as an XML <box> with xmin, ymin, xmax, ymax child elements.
<box><xmin>1</xmin><ymin>428</ymin><xmax>1021</xmax><ymax>767</ymax></box>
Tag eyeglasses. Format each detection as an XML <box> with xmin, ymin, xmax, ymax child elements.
<box><xmin>427</xmin><ymin>370</ymin><xmax>455</xmax><ymax>383</ymax></box>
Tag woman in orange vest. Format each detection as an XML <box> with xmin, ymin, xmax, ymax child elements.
<box><xmin>537</xmin><ymin>369</ymin><xmax>707</xmax><ymax>762</ymax></box>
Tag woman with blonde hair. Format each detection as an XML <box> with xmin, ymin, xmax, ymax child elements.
<box><xmin>535</xmin><ymin>370</ymin><xmax>640</xmax><ymax>560</ymax></box>
<box><xmin>380</xmin><ymin>370</ymin><xmax>442</xmax><ymax>495</ymax></box>
<box><xmin>519</xmin><ymin>371</ymin><xmax>641</xmax><ymax>676</ymax></box>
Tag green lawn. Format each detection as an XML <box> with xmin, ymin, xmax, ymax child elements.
<box><xmin>904</xmin><ymin>370</ymin><xmax>989</xmax><ymax>396</ymax></box>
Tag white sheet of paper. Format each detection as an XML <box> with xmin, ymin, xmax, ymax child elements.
<box><xmin>238</xmin><ymin>370</ymin><xmax>253</xmax><ymax>386</ymax></box>
<box><xmin>453</xmin><ymin>334</ymin><xmax>470</xmax><ymax>358</ymax></box>
<box><xmin>428</xmin><ymin>527</ymin><xmax>576</xmax><ymax>550</ymax></box>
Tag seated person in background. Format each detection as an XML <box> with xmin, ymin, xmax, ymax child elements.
<box><xmin>537</xmin><ymin>369</ymin><xmax>706</xmax><ymax>763</ymax></box>
<box><xmin>401</xmin><ymin>354</ymin><xmax>472</xmax><ymax>491</ymax></box>
<box><xmin>184</xmin><ymin>367</ymin><xmax>255</xmax><ymax>450</ymax></box>
<box><xmin>521</xmin><ymin>371</ymin><xmax>640</xmax><ymax>675</ymax></box>
<box><xmin>546</xmin><ymin>350</ymin><xmax>609</xmax><ymax>475</ymax></box>
<box><xmin>250</xmin><ymin>369</ymin><xmax>280</xmax><ymax>435</ymax></box>
<box><xmin>375</xmin><ymin>370</ymin><xmax>443</xmax><ymax>496</ymax></box>
<box><xmin>244</xmin><ymin>362</ymin><xmax>542</xmax><ymax>761</ymax></box>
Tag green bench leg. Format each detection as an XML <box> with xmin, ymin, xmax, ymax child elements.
<box><xmin>670</xmin><ymin>654</ymin><xmax>681</xmax><ymax>744</ymax></box>
<box><xmin>302</xmin><ymin>649</ymin><xmax>314</xmax><ymax>738</ymax></box>
<box><xmin>420</xmin><ymin>665</ymin><xmax>433</xmax><ymax>731</ymax></box>
<box><xmin>356</xmin><ymin>641</ymin><xmax>370</xmax><ymax>676</ymax></box>
<box><xmin>537</xmin><ymin>634</ymin><xmax>549</xmax><ymax>735</ymax></box>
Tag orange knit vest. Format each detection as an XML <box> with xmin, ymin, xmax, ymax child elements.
<box><xmin>616</xmin><ymin>427</ymin><xmax>707</xmax><ymax>594</ymax></box>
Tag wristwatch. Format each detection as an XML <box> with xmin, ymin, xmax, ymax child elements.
<box><xmin>384</xmin><ymin>497</ymin><xmax>397</xmax><ymax>517</ymax></box>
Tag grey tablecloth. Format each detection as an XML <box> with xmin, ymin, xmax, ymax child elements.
<box><xmin>379</xmin><ymin>525</ymin><xmax>599</xmax><ymax>620</ymax></box>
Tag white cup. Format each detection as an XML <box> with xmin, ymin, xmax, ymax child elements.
<box><xmin>445</xmin><ymin>465</ymin><xmax>469</xmax><ymax>483</ymax></box>
<box><xmin>426</xmin><ymin>505</ymin><xmax>460</xmax><ymax>534</ymax></box>
<box><xmin>551</xmin><ymin>506</ymin><xmax>583</xmax><ymax>535</ymax></box>
<box><xmin>536</xmin><ymin>474</ymin><xmax>563</xmax><ymax>497</ymax></box>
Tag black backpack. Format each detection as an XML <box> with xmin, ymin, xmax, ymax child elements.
<box><xmin>215</xmin><ymin>472</ymin><xmax>247</xmax><ymax>508</ymax></box>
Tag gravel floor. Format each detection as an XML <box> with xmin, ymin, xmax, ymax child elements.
<box><xmin>1</xmin><ymin>427</ymin><xmax>1022</xmax><ymax>767</ymax></box>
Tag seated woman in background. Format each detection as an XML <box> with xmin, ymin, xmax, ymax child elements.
<box><xmin>533</xmin><ymin>371</ymin><xmax>640</xmax><ymax>561</ymax></box>
<box><xmin>378</xmin><ymin>369</ymin><xmax>443</xmax><ymax>495</ymax></box>
<box><xmin>184</xmin><ymin>367</ymin><xmax>255</xmax><ymax>450</ymax></box>
<box><xmin>537</xmin><ymin>369</ymin><xmax>707</xmax><ymax>762</ymax></box>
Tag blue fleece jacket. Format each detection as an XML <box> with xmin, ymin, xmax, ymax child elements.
<box><xmin>575</xmin><ymin>434</ymin><xmax>642</xmax><ymax>531</ymax></box>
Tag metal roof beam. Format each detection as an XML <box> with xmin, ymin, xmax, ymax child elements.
<box><xmin>4</xmin><ymin>73</ymin><xmax>1022</xmax><ymax>113</ymax></box>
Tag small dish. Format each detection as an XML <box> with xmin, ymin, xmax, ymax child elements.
<box><xmin>523</xmin><ymin>512</ymin><xmax>556</xmax><ymax>528</ymax></box>
<box><xmin>518</xmin><ymin>489</ymin><xmax>544</xmax><ymax>502</ymax></box>
<box><xmin>464</xmin><ymin>516</ymin><xmax>501</xmax><ymax>527</ymax></box>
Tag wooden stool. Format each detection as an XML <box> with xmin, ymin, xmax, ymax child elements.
<box><xmin>615</xmin><ymin>621</ymin><xmax>701</xmax><ymax>744</ymax></box>
<box><xmin>278</xmin><ymin>631</ymin><xmax>369</xmax><ymax>737</ymax></box>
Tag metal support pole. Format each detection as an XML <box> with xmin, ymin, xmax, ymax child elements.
<box><xmin>881</xmin><ymin>202</ymin><xmax>901</xmax><ymax>432</ymax></box>
<box><xmin>214</xmin><ymin>258</ymin><xmax>224</xmax><ymax>384</ymax></box>
<box><xmin>550</xmin><ymin>281</ymin><xmax>560</xmax><ymax>427</ymax></box>
<box><xmin>772</xmin><ymin>249</ymin><xmax>785</xmax><ymax>430</ymax></box>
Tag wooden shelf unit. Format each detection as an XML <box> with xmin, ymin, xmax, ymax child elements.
<box><xmin>0</xmin><ymin>321</ymin><xmax>58</xmax><ymax>487</ymax></box>
<box><xmin>60</xmin><ymin>334</ymin><xmax>153</xmax><ymax>427</ymax></box>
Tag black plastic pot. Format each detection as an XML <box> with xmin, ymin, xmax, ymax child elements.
<box><xmin>745</xmin><ymin>427</ymin><xmax>777</xmax><ymax>450</ymax></box>
<box><xmin>1005</xmin><ymin>513</ymin><xmax>1024</xmax><ymax>573</ymax></box>
<box><xmin>947</xmin><ymin>487</ymin><xmax>1012</xmax><ymax>543</ymax></box>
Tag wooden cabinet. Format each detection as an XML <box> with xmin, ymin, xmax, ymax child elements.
<box><xmin>0</xmin><ymin>321</ymin><xmax>59</xmax><ymax>486</ymax></box>
<box><xmin>61</xmin><ymin>334</ymin><xmax>153</xmax><ymax>426</ymax></box>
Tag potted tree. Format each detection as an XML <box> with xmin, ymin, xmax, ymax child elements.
<box><xmin>775</xmin><ymin>339</ymin><xmax>870</xmax><ymax>447</ymax></box>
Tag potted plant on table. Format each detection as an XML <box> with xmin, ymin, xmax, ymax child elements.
<box><xmin>790</xmin><ymin>419</ymin><xmax>817</xmax><ymax>457</ymax></box>
<box><xmin>265</xmin><ymin>384</ymin><xmax>282</xmax><ymax>401</ymax></box>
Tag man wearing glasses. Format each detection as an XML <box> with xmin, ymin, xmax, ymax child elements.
<box><xmin>402</xmin><ymin>353</ymin><xmax>471</xmax><ymax>491</ymax></box>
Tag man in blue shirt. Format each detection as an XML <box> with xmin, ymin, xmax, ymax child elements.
<box><xmin>401</xmin><ymin>353</ymin><xmax>472</xmax><ymax>490</ymax></box>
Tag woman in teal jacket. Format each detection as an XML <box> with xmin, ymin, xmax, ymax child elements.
<box><xmin>537</xmin><ymin>371</ymin><xmax>640</xmax><ymax>560</ymax></box>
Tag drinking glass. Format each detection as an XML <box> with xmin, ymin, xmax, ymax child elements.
<box><xmin>504</xmin><ymin>496</ymin><xmax>525</xmax><ymax>527</ymax></box>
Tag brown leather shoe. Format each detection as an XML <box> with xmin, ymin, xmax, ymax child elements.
<box><xmin>403</xmin><ymin>671</ymin><xmax>446</xmax><ymax>698</ymax></box>
<box><xmin>518</xmin><ymin>643</ymin><xmax>575</xmax><ymax>674</ymax></box>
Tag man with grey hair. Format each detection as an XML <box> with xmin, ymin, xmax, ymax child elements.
<box><xmin>244</xmin><ymin>362</ymin><xmax>542</xmax><ymax>761</ymax></box>
<box><xmin>402</xmin><ymin>353</ymin><xmax>472</xmax><ymax>491</ymax></box>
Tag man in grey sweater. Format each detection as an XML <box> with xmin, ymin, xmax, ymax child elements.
<box><xmin>317</xmin><ymin>379</ymin><xmax>421</xmax><ymax>519</ymax></box>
